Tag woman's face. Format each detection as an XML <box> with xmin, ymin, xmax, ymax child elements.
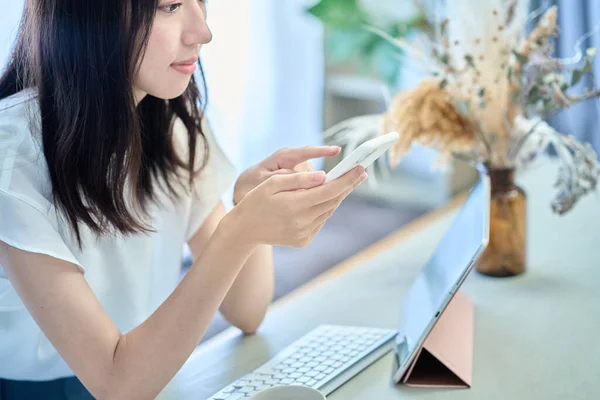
<box><xmin>134</xmin><ymin>0</ymin><xmax>212</xmax><ymax>102</ymax></box>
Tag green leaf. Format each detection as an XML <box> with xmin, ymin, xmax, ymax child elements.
<box><xmin>582</xmin><ymin>58</ymin><xmax>593</xmax><ymax>75</ymax></box>
<box><xmin>571</xmin><ymin>68</ymin><xmax>583</xmax><ymax>86</ymax></box>
<box><xmin>570</xmin><ymin>47</ymin><xmax>597</xmax><ymax>86</ymax></box>
<box><xmin>478</xmin><ymin>88</ymin><xmax>486</xmax><ymax>98</ymax></box>
<box><xmin>439</xmin><ymin>79</ymin><xmax>448</xmax><ymax>89</ymax></box>
<box><xmin>440</xmin><ymin>53</ymin><xmax>450</xmax><ymax>65</ymax></box>
<box><xmin>512</xmin><ymin>50</ymin><xmax>528</xmax><ymax>65</ymax></box>
<box><xmin>479</xmin><ymin>101</ymin><xmax>487</xmax><ymax>109</ymax></box>
<box><xmin>464</xmin><ymin>55</ymin><xmax>475</xmax><ymax>68</ymax></box>
<box><xmin>307</xmin><ymin>0</ymin><xmax>367</xmax><ymax>28</ymax></box>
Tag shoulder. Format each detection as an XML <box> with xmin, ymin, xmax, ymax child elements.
<box><xmin>0</xmin><ymin>89</ymin><xmax>51</xmax><ymax>211</ymax></box>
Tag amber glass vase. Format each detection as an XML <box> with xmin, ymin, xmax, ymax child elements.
<box><xmin>475</xmin><ymin>168</ymin><xmax>527</xmax><ymax>277</ymax></box>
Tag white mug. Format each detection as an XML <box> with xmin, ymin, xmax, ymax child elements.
<box><xmin>249</xmin><ymin>385</ymin><xmax>326</xmax><ymax>400</ymax></box>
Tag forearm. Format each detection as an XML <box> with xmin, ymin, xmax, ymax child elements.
<box><xmin>219</xmin><ymin>244</ymin><xmax>274</xmax><ymax>333</ymax></box>
<box><xmin>109</xmin><ymin>217</ymin><xmax>255</xmax><ymax>400</ymax></box>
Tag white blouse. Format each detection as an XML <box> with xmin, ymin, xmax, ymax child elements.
<box><xmin>0</xmin><ymin>89</ymin><xmax>237</xmax><ymax>380</ymax></box>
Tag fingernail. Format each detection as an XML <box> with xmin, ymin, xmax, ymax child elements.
<box><xmin>312</xmin><ymin>171</ymin><xmax>326</xmax><ymax>182</ymax></box>
<box><xmin>360</xmin><ymin>172</ymin><xmax>368</xmax><ymax>182</ymax></box>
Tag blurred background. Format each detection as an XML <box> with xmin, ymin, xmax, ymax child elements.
<box><xmin>1</xmin><ymin>0</ymin><xmax>598</xmax><ymax>340</ymax></box>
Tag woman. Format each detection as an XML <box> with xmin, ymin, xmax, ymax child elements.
<box><xmin>0</xmin><ymin>0</ymin><xmax>367</xmax><ymax>399</ymax></box>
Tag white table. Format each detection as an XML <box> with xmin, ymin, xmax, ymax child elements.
<box><xmin>161</xmin><ymin>161</ymin><xmax>600</xmax><ymax>399</ymax></box>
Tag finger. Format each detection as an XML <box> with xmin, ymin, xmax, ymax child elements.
<box><xmin>266</xmin><ymin>169</ymin><xmax>295</xmax><ymax>176</ymax></box>
<box><xmin>293</xmin><ymin>162</ymin><xmax>314</xmax><ymax>173</ymax></box>
<box><xmin>301</xmin><ymin>166</ymin><xmax>367</xmax><ymax>205</ymax></box>
<box><xmin>265</xmin><ymin>171</ymin><xmax>326</xmax><ymax>193</ymax></box>
<box><xmin>274</xmin><ymin>146</ymin><xmax>341</xmax><ymax>169</ymax></box>
<box><xmin>309</xmin><ymin>182</ymin><xmax>357</xmax><ymax>217</ymax></box>
<box><xmin>311</xmin><ymin>204</ymin><xmax>336</xmax><ymax>227</ymax></box>
<box><xmin>308</xmin><ymin>219</ymin><xmax>328</xmax><ymax>241</ymax></box>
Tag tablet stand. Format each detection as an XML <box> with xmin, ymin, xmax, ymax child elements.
<box><xmin>401</xmin><ymin>290</ymin><xmax>474</xmax><ymax>388</ymax></box>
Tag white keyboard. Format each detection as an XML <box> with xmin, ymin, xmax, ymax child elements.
<box><xmin>207</xmin><ymin>325</ymin><xmax>397</xmax><ymax>399</ymax></box>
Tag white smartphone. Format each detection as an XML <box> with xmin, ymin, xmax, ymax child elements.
<box><xmin>325</xmin><ymin>131</ymin><xmax>400</xmax><ymax>183</ymax></box>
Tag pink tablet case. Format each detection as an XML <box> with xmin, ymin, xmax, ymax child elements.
<box><xmin>401</xmin><ymin>290</ymin><xmax>474</xmax><ymax>388</ymax></box>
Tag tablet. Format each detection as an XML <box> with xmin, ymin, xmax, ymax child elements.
<box><xmin>392</xmin><ymin>174</ymin><xmax>490</xmax><ymax>382</ymax></box>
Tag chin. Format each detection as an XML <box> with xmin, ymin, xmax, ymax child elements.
<box><xmin>150</xmin><ymin>86</ymin><xmax>189</xmax><ymax>100</ymax></box>
<box><xmin>144</xmin><ymin>78</ymin><xmax>192</xmax><ymax>100</ymax></box>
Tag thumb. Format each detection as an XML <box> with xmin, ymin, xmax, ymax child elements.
<box><xmin>267</xmin><ymin>171</ymin><xmax>326</xmax><ymax>193</ymax></box>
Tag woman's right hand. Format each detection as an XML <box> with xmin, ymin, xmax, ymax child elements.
<box><xmin>230</xmin><ymin>166</ymin><xmax>367</xmax><ymax>248</ymax></box>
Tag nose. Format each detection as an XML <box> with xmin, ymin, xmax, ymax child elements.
<box><xmin>182</xmin><ymin>3</ymin><xmax>212</xmax><ymax>46</ymax></box>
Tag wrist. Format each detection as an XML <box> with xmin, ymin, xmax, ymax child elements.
<box><xmin>217</xmin><ymin>206</ymin><xmax>259</xmax><ymax>252</ymax></box>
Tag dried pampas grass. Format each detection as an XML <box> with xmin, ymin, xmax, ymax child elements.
<box><xmin>383</xmin><ymin>79</ymin><xmax>478</xmax><ymax>167</ymax></box>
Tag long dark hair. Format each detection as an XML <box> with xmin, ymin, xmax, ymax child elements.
<box><xmin>0</xmin><ymin>0</ymin><xmax>208</xmax><ymax>244</ymax></box>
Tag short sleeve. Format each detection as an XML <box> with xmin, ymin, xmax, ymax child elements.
<box><xmin>0</xmin><ymin>190</ymin><xmax>82</xmax><ymax>269</ymax></box>
<box><xmin>182</xmin><ymin>118</ymin><xmax>237</xmax><ymax>241</ymax></box>
<box><xmin>0</xmin><ymin>94</ymin><xmax>83</xmax><ymax>310</ymax></box>
<box><xmin>0</xmin><ymin>190</ymin><xmax>85</xmax><ymax>311</ymax></box>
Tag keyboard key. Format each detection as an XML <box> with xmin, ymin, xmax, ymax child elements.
<box><xmin>323</xmin><ymin>360</ymin><xmax>335</xmax><ymax>366</ymax></box>
<box><xmin>281</xmin><ymin>378</ymin><xmax>294</xmax><ymax>384</ymax></box>
<box><xmin>298</xmin><ymin>367</ymin><xmax>310</xmax><ymax>373</ymax></box>
<box><xmin>306</xmin><ymin>379</ymin><xmax>318</xmax><ymax>387</ymax></box>
<box><xmin>306</xmin><ymin>361</ymin><xmax>319</xmax><ymax>368</ymax></box>
<box><xmin>333</xmin><ymin>362</ymin><xmax>343</xmax><ymax>369</ymax></box>
<box><xmin>289</xmin><ymin>372</ymin><xmax>302</xmax><ymax>379</ymax></box>
<box><xmin>282</xmin><ymin>368</ymin><xmax>296</xmax><ymax>374</ymax></box>
<box><xmin>239</xmin><ymin>387</ymin><xmax>254</xmax><ymax>394</ymax></box>
<box><xmin>315</xmin><ymin>356</ymin><xmax>326</xmax><ymax>362</ymax></box>
<box><xmin>314</xmin><ymin>365</ymin><xmax>327</xmax><ymax>372</ymax></box>
<box><xmin>290</xmin><ymin>362</ymin><xmax>305</xmax><ymax>369</ymax></box>
<box><xmin>297</xmin><ymin>377</ymin><xmax>310</xmax><ymax>383</ymax></box>
<box><xmin>324</xmin><ymin>367</ymin><xmax>335</xmax><ymax>374</ymax></box>
<box><xmin>316</xmin><ymin>373</ymin><xmax>327</xmax><ymax>380</ymax></box>
<box><xmin>306</xmin><ymin>371</ymin><xmax>319</xmax><ymax>378</ymax></box>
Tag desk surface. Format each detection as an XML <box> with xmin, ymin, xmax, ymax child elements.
<box><xmin>162</xmin><ymin>161</ymin><xmax>600</xmax><ymax>400</ymax></box>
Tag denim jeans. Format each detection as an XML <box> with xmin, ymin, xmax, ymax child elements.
<box><xmin>0</xmin><ymin>377</ymin><xmax>94</xmax><ymax>400</ymax></box>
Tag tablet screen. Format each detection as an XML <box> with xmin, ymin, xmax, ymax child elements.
<box><xmin>394</xmin><ymin>175</ymin><xmax>489</xmax><ymax>377</ymax></box>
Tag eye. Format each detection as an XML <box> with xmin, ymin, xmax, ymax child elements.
<box><xmin>159</xmin><ymin>3</ymin><xmax>183</xmax><ymax>13</ymax></box>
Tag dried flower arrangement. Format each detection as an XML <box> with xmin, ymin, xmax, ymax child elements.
<box><xmin>325</xmin><ymin>0</ymin><xmax>600</xmax><ymax>215</ymax></box>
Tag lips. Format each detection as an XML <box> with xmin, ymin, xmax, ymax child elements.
<box><xmin>171</xmin><ymin>57</ymin><xmax>198</xmax><ymax>74</ymax></box>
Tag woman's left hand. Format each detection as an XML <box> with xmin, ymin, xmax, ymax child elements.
<box><xmin>233</xmin><ymin>146</ymin><xmax>341</xmax><ymax>206</ymax></box>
